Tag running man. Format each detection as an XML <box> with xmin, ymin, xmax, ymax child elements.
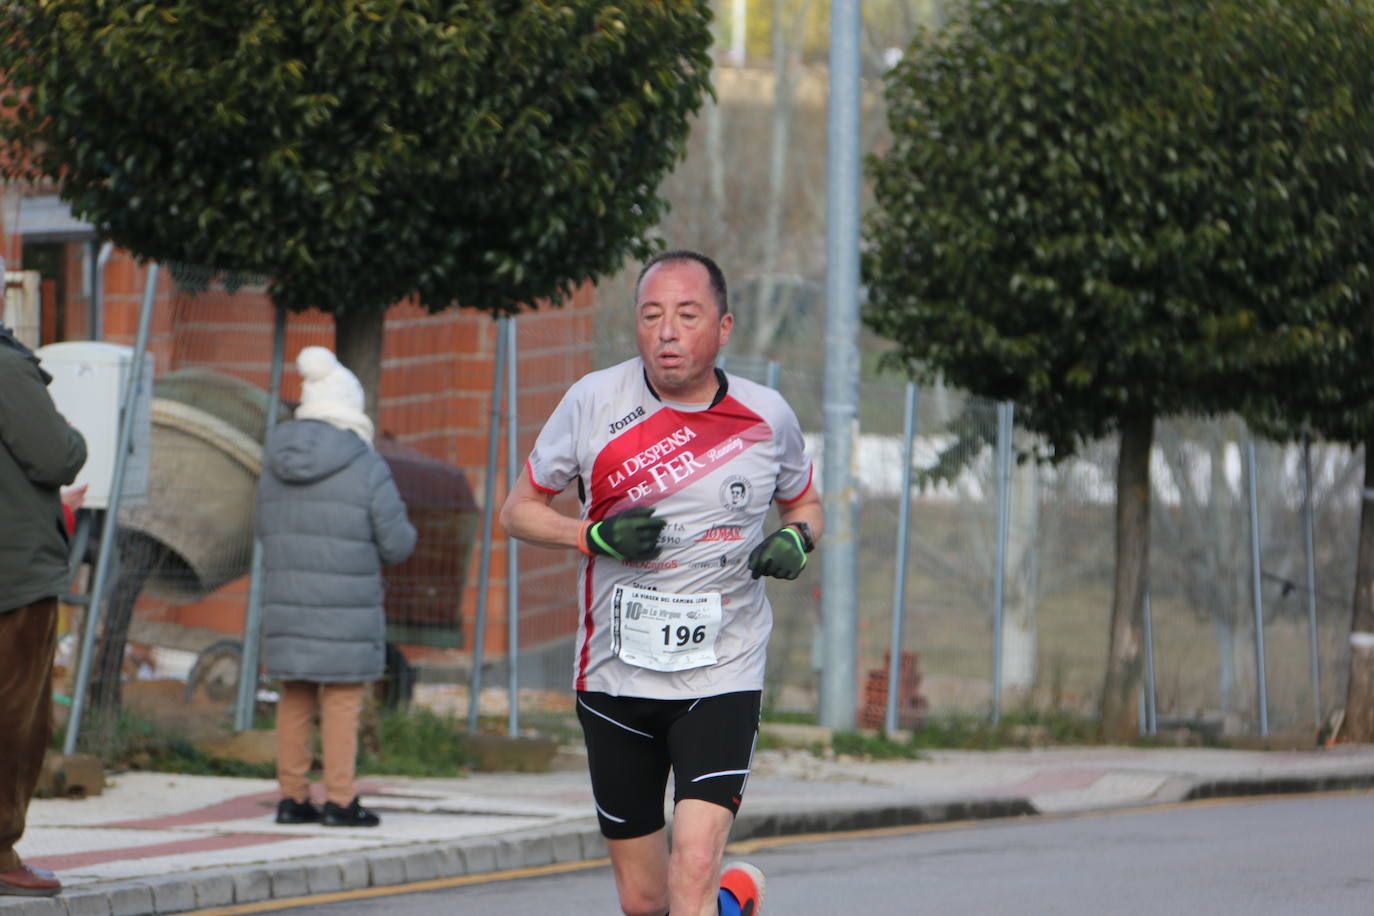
<box><xmin>500</xmin><ymin>250</ymin><xmax>822</xmax><ymax>916</ymax></box>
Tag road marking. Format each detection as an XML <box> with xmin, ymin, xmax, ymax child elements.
<box><xmin>184</xmin><ymin>858</ymin><xmax>611</xmax><ymax>915</ymax></box>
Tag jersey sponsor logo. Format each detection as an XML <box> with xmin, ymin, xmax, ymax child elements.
<box><xmin>706</xmin><ymin>436</ymin><xmax>744</xmax><ymax>462</ymax></box>
<box><xmin>623</xmin><ymin>558</ymin><xmax>680</xmax><ymax>570</ymax></box>
<box><xmin>589</xmin><ymin>398</ymin><xmax>771</xmax><ymax>519</ymax></box>
<box><xmin>719</xmin><ymin>475</ymin><xmax>752</xmax><ymax>511</ymax></box>
<box><xmin>604</xmin><ymin>424</ymin><xmax>699</xmax><ymax>490</ymax></box>
<box><xmin>608</xmin><ymin>404</ymin><xmax>646</xmax><ymax>436</ymax></box>
<box><xmin>696</xmin><ymin>524</ymin><xmax>745</xmax><ymax>543</ymax></box>
<box><xmin>687</xmin><ymin>554</ymin><xmax>736</xmax><ymax>569</ymax></box>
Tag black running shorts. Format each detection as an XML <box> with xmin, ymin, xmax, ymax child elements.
<box><xmin>575</xmin><ymin>690</ymin><xmax>762</xmax><ymax>840</ymax></box>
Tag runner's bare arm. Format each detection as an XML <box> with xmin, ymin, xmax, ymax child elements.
<box><xmin>499</xmin><ymin>467</ymin><xmax>586</xmax><ymax>551</ymax></box>
<box><xmin>777</xmin><ymin>483</ymin><xmax>824</xmax><ymax>544</ymax></box>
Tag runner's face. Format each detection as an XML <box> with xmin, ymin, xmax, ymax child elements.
<box><xmin>636</xmin><ymin>260</ymin><xmax>733</xmax><ymax>403</ymax></box>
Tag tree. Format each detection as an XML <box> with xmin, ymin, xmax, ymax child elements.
<box><xmin>0</xmin><ymin>0</ymin><xmax>714</xmax><ymax>408</ymax></box>
<box><xmin>863</xmin><ymin>0</ymin><xmax>1374</xmax><ymax>740</ymax></box>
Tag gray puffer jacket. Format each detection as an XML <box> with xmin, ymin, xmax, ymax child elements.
<box><xmin>256</xmin><ymin>420</ymin><xmax>416</xmax><ymax>682</ymax></box>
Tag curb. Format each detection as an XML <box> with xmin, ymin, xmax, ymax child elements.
<box><xmin>0</xmin><ymin>820</ymin><xmax>609</xmax><ymax>916</ymax></box>
<box><xmin>1182</xmin><ymin>771</ymin><xmax>1374</xmax><ymax>802</ymax></box>
<box><xmin>731</xmin><ymin>796</ymin><xmax>1038</xmax><ymax>841</ymax></box>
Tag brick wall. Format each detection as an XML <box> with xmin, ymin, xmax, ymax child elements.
<box><xmin>97</xmin><ymin>256</ymin><xmax>592</xmax><ymax>662</ymax></box>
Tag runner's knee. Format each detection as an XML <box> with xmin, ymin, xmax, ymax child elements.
<box><xmin>617</xmin><ymin>885</ymin><xmax>669</xmax><ymax>916</ymax></box>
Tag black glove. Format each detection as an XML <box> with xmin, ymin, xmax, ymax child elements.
<box><xmin>747</xmin><ymin>525</ymin><xmax>809</xmax><ymax>580</ymax></box>
<box><xmin>584</xmin><ymin>507</ymin><xmax>667</xmax><ymax>561</ymax></box>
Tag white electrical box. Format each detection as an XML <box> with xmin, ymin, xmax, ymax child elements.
<box><xmin>35</xmin><ymin>342</ymin><xmax>152</xmax><ymax>509</ymax></box>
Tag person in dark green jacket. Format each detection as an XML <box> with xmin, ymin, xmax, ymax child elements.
<box><xmin>0</xmin><ymin>323</ymin><xmax>87</xmax><ymax>898</ymax></box>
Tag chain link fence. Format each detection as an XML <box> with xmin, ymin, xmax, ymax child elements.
<box><xmin>49</xmin><ymin>262</ymin><xmax>1365</xmax><ymax>762</ymax></box>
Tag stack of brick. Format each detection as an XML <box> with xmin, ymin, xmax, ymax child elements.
<box><xmin>857</xmin><ymin>649</ymin><xmax>927</xmax><ymax>731</ymax></box>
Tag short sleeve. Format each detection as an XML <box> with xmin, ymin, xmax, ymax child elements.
<box><xmin>525</xmin><ymin>383</ymin><xmax>583</xmax><ymax>495</ymax></box>
<box><xmin>772</xmin><ymin>400</ymin><xmax>813</xmax><ymax>504</ymax></box>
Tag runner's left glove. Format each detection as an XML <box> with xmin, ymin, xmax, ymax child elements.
<box><xmin>747</xmin><ymin>525</ymin><xmax>809</xmax><ymax>580</ymax></box>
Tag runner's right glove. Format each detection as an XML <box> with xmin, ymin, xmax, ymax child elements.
<box><xmin>581</xmin><ymin>507</ymin><xmax>667</xmax><ymax>561</ymax></box>
<box><xmin>747</xmin><ymin>525</ymin><xmax>809</xmax><ymax>580</ymax></box>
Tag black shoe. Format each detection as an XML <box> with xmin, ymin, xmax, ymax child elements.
<box><xmin>321</xmin><ymin>796</ymin><xmax>381</xmax><ymax>827</ymax></box>
<box><xmin>275</xmin><ymin>797</ymin><xmax>321</xmax><ymax>824</ymax></box>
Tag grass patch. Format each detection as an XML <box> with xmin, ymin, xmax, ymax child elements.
<box><xmin>52</xmin><ymin>712</ymin><xmax>276</xmax><ymax>778</ymax></box>
<box><xmin>910</xmin><ymin>706</ymin><xmax>1099</xmax><ymax>750</ymax></box>
<box><xmin>359</xmin><ymin>706</ymin><xmax>475</xmax><ymax>777</ymax></box>
<box><xmin>831</xmin><ymin>730</ymin><xmax>927</xmax><ymax>759</ymax></box>
<box><xmin>764</xmin><ymin>704</ymin><xmax>1104</xmax><ymax>759</ymax></box>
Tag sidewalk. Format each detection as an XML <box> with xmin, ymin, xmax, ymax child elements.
<box><xmin>5</xmin><ymin>742</ymin><xmax>1374</xmax><ymax>916</ymax></box>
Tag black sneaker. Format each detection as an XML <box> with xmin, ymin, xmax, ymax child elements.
<box><xmin>321</xmin><ymin>796</ymin><xmax>381</xmax><ymax>827</ymax></box>
<box><xmin>274</xmin><ymin>797</ymin><xmax>321</xmax><ymax>824</ymax></box>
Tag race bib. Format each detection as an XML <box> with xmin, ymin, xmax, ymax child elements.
<box><xmin>611</xmin><ymin>585</ymin><xmax>722</xmax><ymax>672</ymax></box>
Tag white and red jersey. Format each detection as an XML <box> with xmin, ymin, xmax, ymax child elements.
<box><xmin>526</xmin><ymin>357</ymin><xmax>814</xmax><ymax>699</ymax></box>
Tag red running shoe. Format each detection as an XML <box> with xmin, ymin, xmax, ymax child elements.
<box><xmin>720</xmin><ymin>862</ymin><xmax>766</xmax><ymax>915</ymax></box>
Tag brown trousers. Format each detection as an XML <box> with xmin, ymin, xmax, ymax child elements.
<box><xmin>275</xmin><ymin>680</ymin><xmax>365</xmax><ymax>807</ymax></box>
<box><xmin>0</xmin><ymin>598</ymin><xmax>57</xmax><ymax>872</ymax></box>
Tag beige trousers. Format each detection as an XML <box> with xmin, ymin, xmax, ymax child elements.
<box><xmin>275</xmin><ymin>680</ymin><xmax>366</xmax><ymax>807</ymax></box>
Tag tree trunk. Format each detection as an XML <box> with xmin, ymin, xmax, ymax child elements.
<box><xmin>1342</xmin><ymin>442</ymin><xmax>1374</xmax><ymax>742</ymax></box>
<box><xmin>334</xmin><ymin>307</ymin><xmax>386</xmax><ymax>424</ymax></box>
<box><xmin>87</xmin><ymin>530</ymin><xmax>158</xmax><ymax>733</ymax></box>
<box><xmin>1099</xmin><ymin>412</ymin><xmax>1154</xmax><ymax>741</ymax></box>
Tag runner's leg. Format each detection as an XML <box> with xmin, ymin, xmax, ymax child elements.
<box><xmin>608</xmin><ymin>829</ymin><xmax>671</xmax><ymax>916</ymax></box>
<box><xmin>665</xmin><ymin>692</ymin><xmax>762</xmax><ymax>916</ymax></box>
<box><xmin>577</xmin><ymin>693</ymin><xmax>676</xmax><ymax>915</ymax></box>
<box><xmin>667</xmin><ymin>799</ymin><xmax>735</xmax><ymax>916</ymax></box>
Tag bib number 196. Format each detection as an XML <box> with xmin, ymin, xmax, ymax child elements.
<box><xmin>663</xmin><ymin>624</ymin><xmax>707</xmax><ymax>647</ymax></box>
<box><xmin>611</xmin><ymin>585</ymin><xmax>722</xmax><ymax>672</ymax></box>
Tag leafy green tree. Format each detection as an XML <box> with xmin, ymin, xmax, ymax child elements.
<box><xmin>0</xmin><ymin>0</ymin><xmax>713</xmax><ymax>408</ymax></box>
<box><xmin>1238</xmin><ymin>43</ymin><xmax>1374</xmax><ymax>741</ymax></box>
<box><xmin>863</xmin><ymin>0</ymin><xmax>1374</xmax><ymax>739</ymax></box>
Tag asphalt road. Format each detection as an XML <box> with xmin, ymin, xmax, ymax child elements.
<box><xmin>258</xmin><ymin>792</ymin><xmax>1374</xmax><ymax>915</ymax></box>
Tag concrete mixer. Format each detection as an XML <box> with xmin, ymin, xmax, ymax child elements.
<box><xmin>105</xmin><ymin>368</ymin><xmax>478</xmax><ymax>708</ymax></box>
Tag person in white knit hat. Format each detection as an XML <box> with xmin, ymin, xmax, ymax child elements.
<box><xmin>256</xmin><ymin>346</ymin><xmax>416</xmax><ymax>827</ymax></box>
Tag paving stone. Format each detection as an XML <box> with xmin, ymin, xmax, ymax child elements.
<box><xmin>0</xmin><ymin>898</ymin><xmax>65</xmax><ymax>916</ymax></box>
<box><xmin>368</xmin><ymin>853</ymin><xmax>407</xmax><ymax>887</ymax></box>
<box><xmin>267</xmin><ymin>865</ymin><xmax>307</xmax><ymax>900</ymax></box>
<box><xmin>231</xmin><ymin>869</ymin><xmax>271</xmax><ymax>904</ymax></box>
<box><xmin>192</xmin><ymin>875</ymin><xmax>234</xmax><ymax>909</ymax></box>
<box><xmin>338</xmin><ymin>857</ymin><xmax>370</xmax><ymax>891</ymax></box>
<box><xmin>304</xmin><ymin>861</ymin><xmax>344</xmax><ymax>895</ymax></box>
<box><xmin>105</xmin><ymin>883</ymin><xmax>153</xmax><ymax>916</ymax></box>
<box><xmin>402</xmin><ymin>849</ymin><xmax>440</xmax><ymax>883</ymax></box>
<box><xmin>142</xmin><ymin>876</ymin><xmax>196</xmax><ymax>914</ymax></box>
<box><xmin>494</xmin><ymin>838</ymin><xmax>522</xmax><ymax>871</ymax></box>
<box><xmin>456</xmin><ymin>840</ymin><xmax>498</xmax><ymax>875</ymax></box>
<box><xmin>61</xmin><ymin>891</ymin><xmax>112</xmax><ymax>916</ymax></box>
<box><xmin>510</xmin><ymin>834</ymin><xmax>553</xmax><ymax>868</ymax></box>
<box><xmin>435</xmin><ymin>844</ymin><xmax>467</xmax><ymax>878</ymax></box>
<box><xmin>550</xmin><ymin>828</ymin><xmax>585</xmax><ymax>863</ymax></box>
<box><xmin>580</xmin><ymin>830</ymin><xmax>609</xmax><ymax>861</ymax></box>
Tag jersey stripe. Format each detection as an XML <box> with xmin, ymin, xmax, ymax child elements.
<box><xmin>776</xmin><ymin>465</ymin><xmax>814</xmax><ymax>504</ymax></box>
<box><xmin>576</xmin><ymin>555</ymin><xmax>596</xmax><ymax>691</ymax></box>
<box><xmin>588</xmin><ymin>396</ymin><xmax>771</xmax><ymax>521</ymax></box>
<box><xmin>527</xmin><ymin>457</ymin><xmax>561</xmax><ymax>495</ymax></box>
